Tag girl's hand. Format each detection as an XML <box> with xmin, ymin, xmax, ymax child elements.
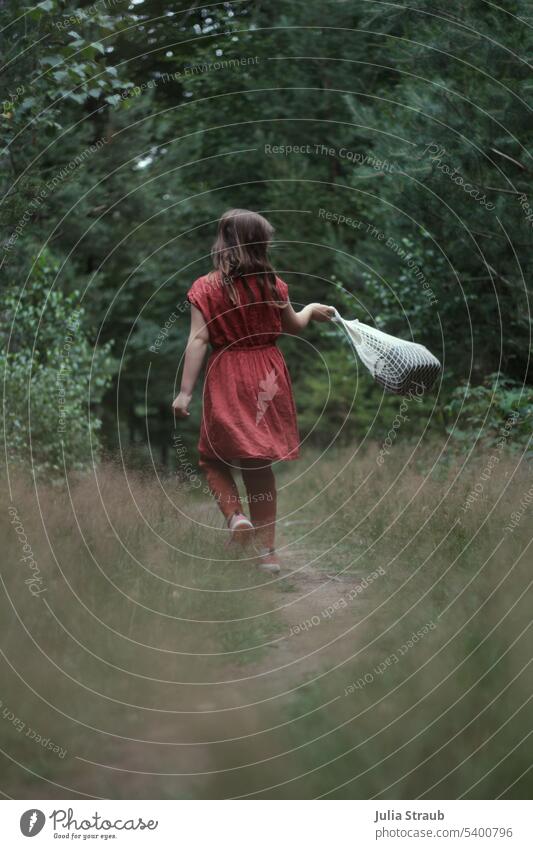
<box><xmin>310</xmin><ymin>303</ymin><xmax>336</xmax><ymax>323</ymax></box>
<box><xmin>172</xmin><ymin>391</ymin><xmax>192</xmax><ymax>418</ymax></box>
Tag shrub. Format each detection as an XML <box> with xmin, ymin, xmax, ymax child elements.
<box><xmin>1</xmin><ymin>250</ymin><xmax>116</xmax><ymax>475</ymax></box>
<box><xmin>444</xmin><ymin>373</ymin><xmax>533</xmax><ymax>454</ymax></box>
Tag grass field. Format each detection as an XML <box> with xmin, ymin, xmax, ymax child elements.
<box><xmin>1</xmin><ymin>443</ymin><xmax>532</xmax><ymax>799</ymax></box>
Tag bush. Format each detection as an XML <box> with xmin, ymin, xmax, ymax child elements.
<box><xmin>1</xmin><ymin>250</ymin><xmax>116</xmax><ymax>474</ymax></box>
<box><xmin>444</xmin><ymin>373</ymin><xmax>533</xmax><ymax>454</ymax></box>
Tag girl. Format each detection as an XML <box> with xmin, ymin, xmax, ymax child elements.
<box><xmin>172</xmin><ymin>209</ymin><xmax>334</xmax><ymax>573</ymax></box>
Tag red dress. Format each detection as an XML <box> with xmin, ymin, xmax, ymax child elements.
<box><xmin>187</xmin><ymin>273</ymin><xmax>300</xmax><ymax>462</ymax></box>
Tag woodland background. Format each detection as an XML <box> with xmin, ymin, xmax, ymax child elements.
<box><xmin>1</xmin><ymin>0</ymin><xmax>532</xmax><ymax>473</ymax></box>
<box><xmin>2</xmin><ymin>0</ymin><xmax>533</xmax><ymax>803</ymax></box>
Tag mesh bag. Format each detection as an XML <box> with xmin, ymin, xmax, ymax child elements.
<box><xmin>332</xmin><ymin>308</ymin><xmax>441</xmax><ymax>396</ymax></box>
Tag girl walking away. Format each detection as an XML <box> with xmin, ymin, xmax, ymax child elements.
<box><xmin>172</xmin><ymin>209</ymin><xmax>334</xmax><ymax>573</ymax></box>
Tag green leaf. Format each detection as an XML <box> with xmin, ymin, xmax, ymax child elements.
<box><xmin>69</xmin><ymin>62</ymin><xmax>90</xmax><ymax>79</ymax></box>
<box><xmin>41</xmin><ymin>55</ymin><xmax>63</xmax><ymax>68</ymax></box>
<box><xmin>66</xmin><ymin>91</ymin><xmax>87</xmax><ymax>104</ymax></box>
<box><xmin>19</xmin><ymin>97</ymin><xmax>36</xmax><ymax>111</ymax></box>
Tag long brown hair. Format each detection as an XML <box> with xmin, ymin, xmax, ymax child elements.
<box><xmin>209</xmin><ymin>208</ymin><xmax>284</xmax><ymax>306</ymax></box>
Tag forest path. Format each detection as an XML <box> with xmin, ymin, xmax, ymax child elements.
<box><xmin>9</xmin><ymin>500</ymin><xmax>371</xmax><ymax>801</ymax></box>
<box><xmin>69</xmin><ymin>510</ymin><xmax>369</xmax><ymax>799</ymax></box>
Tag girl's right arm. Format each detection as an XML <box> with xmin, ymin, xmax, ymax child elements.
<box><xmin>281</xmin><ymin>301</ymin><xmax>335</xmax><ymax>334</ymax></box>
<box><xmin>172</xmin><ymin>305</ymin><xmax>209</xmax><ymax>418</ymax></box>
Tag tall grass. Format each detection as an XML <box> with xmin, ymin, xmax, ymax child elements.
<box><xmin>1</xmin><ymin>444</ymin><xmax>531</xmax><ymax>798</ymax></box>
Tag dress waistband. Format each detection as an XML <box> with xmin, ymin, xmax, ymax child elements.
<box><xmin>211</xmin><ymin>343</ymin><xmax>277</xmax><ymax>353</ymax></box>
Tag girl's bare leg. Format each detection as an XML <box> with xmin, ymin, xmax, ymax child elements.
<box><xmin>198</xmin><ymin>455</ymin><xmax>243</xmax><ymax>522</ymax></box>
<box><xmin>240</xmin><ymin>460</ymin><xmax>277</xmax><ymax>550</ymax></box>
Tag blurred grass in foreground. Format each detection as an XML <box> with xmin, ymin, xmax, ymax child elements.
<box><xmin>1</xmin><ymin>443</ymin><xmax>531</xmax><ymax>799</ymax></box>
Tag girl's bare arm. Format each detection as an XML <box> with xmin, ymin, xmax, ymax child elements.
<box><xmin>172</xmin><ymin>306</ymin><xmax>210</xmax><ymax>418</ymax></box>
<box><xmin>281</xmin><ymin>301</ymin><xmax>335</xmax><ymax>334</ymax></box>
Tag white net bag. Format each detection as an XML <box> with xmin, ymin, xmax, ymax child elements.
<box><xmin>332</xmin><ymin>308</ymin><xmax>441</xmax><ymax>396</ymax></box>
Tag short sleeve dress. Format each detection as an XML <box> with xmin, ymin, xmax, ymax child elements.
<box><xmin>187</xmin><ymin>272</ymin><xmax>300</xmax><ymax>462</ymax></box>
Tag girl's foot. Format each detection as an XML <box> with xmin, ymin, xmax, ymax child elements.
<box><xmin>255</xmin><ymin>547</ymin><xmax>281</xmax><ymax>574</ymax></box>
<box><xmin>227</xmin><ymin>511</ymin><xmax>254</xmax><ymax>545</ymax></box>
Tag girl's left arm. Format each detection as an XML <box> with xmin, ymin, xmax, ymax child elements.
<box><xmin>281</xmin><ymin>300</ymin><xmax>335</xmax><ymax>334</ymax></box>
<box><xmin>172</xmin><ymin>306</ymin><xmax>209</xmax><ymax>418</ymax></box>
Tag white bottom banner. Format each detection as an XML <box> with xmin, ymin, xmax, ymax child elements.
<box><xmin>1</xmin><ymin>800</ymin><xmax>530</xmax><ymax>847</ymax></box>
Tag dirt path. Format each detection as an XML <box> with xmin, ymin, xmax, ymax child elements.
<box><xmin>7</xmin><ymin>503</ymin><xmax>372</xmax><ymax>800</ymax></box>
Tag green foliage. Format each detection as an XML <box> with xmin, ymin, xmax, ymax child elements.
<box><xmin>1</xmin><ymin>0</ymin><xmax>136</xmax><ymax>231</ymax></box>
<box><xmin>444</xmin><ymin>373</ymin><xmax>533</xmax><ymax>452</ymax></box>
<box><xmin>1</xmin><ymin>0</ymin><xmax>531</xmax><ymax>467</ymax></box>
<box><xmin>1</xmin><ymin>251</ymin><xmax>116</xmax><ymax>474</ymax></box>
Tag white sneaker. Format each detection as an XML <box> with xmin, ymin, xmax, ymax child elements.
<box><xmin>228</xmin><ymin>511</ymin><xmax>254</xmax><ymax>545</ymax></box>
<box><xmin>255</xmin><ymin>547</ymin><xmax>281</xmax><ymax>574</ymax></box>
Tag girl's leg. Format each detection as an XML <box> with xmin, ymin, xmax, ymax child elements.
<box><xmin>240</xmin><ymin>460</ymin><xmax>277</xmax><ymax>550</ymax></box>
<box><xmin>198</xmin><ymin>455</ymin><xmax>242</xmax><ymax>523</ymax></box>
